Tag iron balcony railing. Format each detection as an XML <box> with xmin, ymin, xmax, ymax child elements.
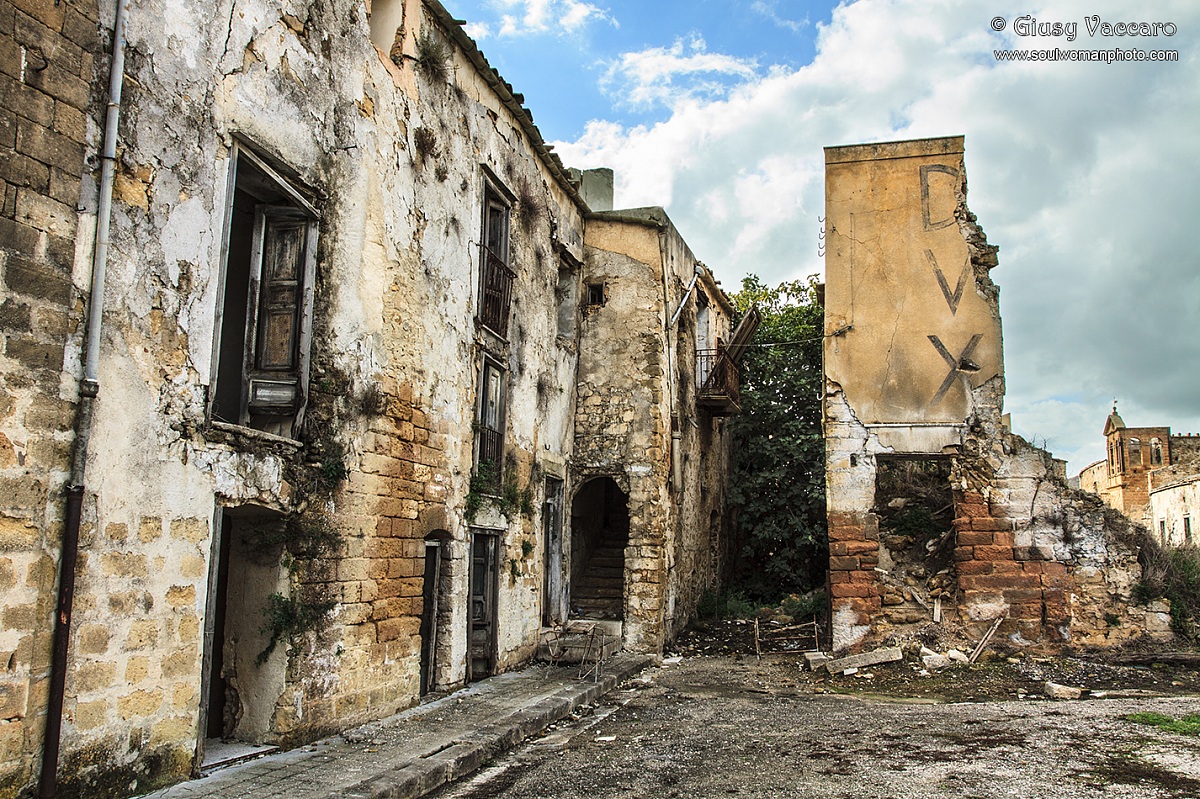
<box><xmin>475</xmin><ymin>426</ymin><xmax>504</xmax><ymax>488</ymax></box>
<box><xmin>479</xmin><ymin>247</ymin><xmax>516</xmax><ymax>337</ymax></box>
<box><xmin>697</xmin><ymin>348</ymin><xmax>740</xmax><ymax>412</ymax></box>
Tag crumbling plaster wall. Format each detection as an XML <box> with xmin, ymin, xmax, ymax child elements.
<box><xmin>3</xmin><ymin>0</ymin><xmax>586</xmax><ymax>795</ymax></box>
<box><xmin>823</xmin><ymin>137</ymin><xmax>1159</xmax><ymax>654</ymax></box>
<box><xmin>576</xmin><ymin>210</ymin><xmax>731</xmax><ymax>651</ymax></box>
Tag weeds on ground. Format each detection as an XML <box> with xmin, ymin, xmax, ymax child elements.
<box><xmin>781</xmin><ymin>590</ymin><xmax>826</xmax><ymax>620</ymax></box>
<box><xmin>1124</xmin><ymin>712</ymin><xmax>1200</xmax><ymax>736</ymax></box>
<box><xmin>697</xmin><ymin>589</ymin><xmax>758</xmax><ymax>620</ymax></box>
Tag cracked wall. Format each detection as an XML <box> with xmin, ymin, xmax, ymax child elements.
<box><xmin>1</xmin><ymin>0</ymin><xmax>588</xmax><ymax>796</ymax></box>
<box><xmin>823</xmin><ymin>137</ymin><xmax>1164</xmax><ymax>654</ymax></box>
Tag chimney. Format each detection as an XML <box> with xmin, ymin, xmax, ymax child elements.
<box><xmin>566</xmin><ymin>166</ymin><xmax>614</xmax><ymax>212</ymax></box>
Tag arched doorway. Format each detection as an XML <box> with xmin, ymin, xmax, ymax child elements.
<box><xmin>570</xmin><ymin>477</ymin><xmax>629</xmax><ymax>619</ymax></box>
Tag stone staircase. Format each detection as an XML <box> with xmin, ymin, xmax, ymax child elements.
<box><xmin>570</xmin><ymin>540</ymin><xmax>625</xmax><ymax>619</ymax></box>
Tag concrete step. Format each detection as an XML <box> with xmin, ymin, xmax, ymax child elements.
<box><xmin>571</xmin><ymin>601</ymin><xmax>622</xmax><ymax>619</ymax></box>
<box><xmin>572</xmin><ymin>584</ymin><xmax>622</xmax><ymax>599</ymax></box>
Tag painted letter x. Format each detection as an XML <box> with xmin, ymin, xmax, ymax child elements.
<box><xmin>928</xmin><ymin>334</ymin><xmax>983</xmax><ymax>405</ymax></box>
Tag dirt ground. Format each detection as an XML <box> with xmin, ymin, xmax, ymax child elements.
<box><xmin>431</xmin><ymin>622</ymin><xmax>1200</xmax><ymax>799</ymax></box>
<box><xmin>673</xmin><ymin>619</ymin><xmax>1200</xmax><ymax>703</ymax></box>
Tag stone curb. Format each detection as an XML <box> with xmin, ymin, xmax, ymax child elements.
<box><xmin>339</xmin><ymin>654</ymin><xmax>653</xmax><ymax>799</ymax></box>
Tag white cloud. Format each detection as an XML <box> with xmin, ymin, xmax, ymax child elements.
<box><xmin>488</xmin><ymin>0</ymin><xmax>608</xmax><ymax>37</ymax></box>
<box><xmin>462</xmin><ymin>21</ymin><xmax>491</xmax><ymax>40</ymax></box>
<box><xmin>553</xmin><ymin>0</ymin><xmax>1200</xmax><ymax>472</ymax></box>
<box><xmin>750</xmin><ymin>0</ymin><xmax>809</xmax><ymax>34</ymax></box>
<box><xmin>601</xmin><ymin>35</ymin><xmax>760</xmax><ymax>110</ymax></box>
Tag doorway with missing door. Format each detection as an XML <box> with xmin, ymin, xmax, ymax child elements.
<box><xmin>196</xmin><ymin>507</ymin><xmax>289</xmax><ymax>771</ymax></box>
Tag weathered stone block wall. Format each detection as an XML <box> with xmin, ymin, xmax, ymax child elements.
<box><xmin>577</xmin><ymin>217</ymin><xmax>672</xmax><ymax>652</ymax></box>
<box><xmin>0</xmin><ymin>0</ymin><xmax>101</xmax><ymax>794</ymax></box>
<box><xmin>1168</xmin><ymin>434</ymin><xmax>1200</xmax><ymax>470</ymax></box>
<box><xmin>577</xmin><ymin>211</ymin><xmax>733</xmax><ymax>651</ymax></box>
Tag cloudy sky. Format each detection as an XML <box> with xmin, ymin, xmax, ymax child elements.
<box><xmin>442</xmin><ymin>0</ymin><xmax>1200</xmax><ymax>474</ymax></box>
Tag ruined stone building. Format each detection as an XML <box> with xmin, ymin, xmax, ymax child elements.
<box><xmin>0</xmin><ymin>1</ymin><xmax>745</xmax><ymax>796</ymax></box>
<box><xmin>822</xmin><ymin>136</ymin><xmax>1168</xmax><ymax>655</ymax></box>
<box><xmin>1075</xmin><ymin>408</ymin><xmax>1200</xmax><ymax>545</ymax></box>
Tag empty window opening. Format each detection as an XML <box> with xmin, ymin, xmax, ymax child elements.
<box><xmin>212</xmin><ymin>144</ymin><xmax>318</xmax><ymax>439</ymax></box>
<box><xmin>569</xmin><ymin>477</ymin><xmax>629</xmax><ymax>620</ymax></box>
<box><xmin>1186</xmin><ymin>516</ymin><xmax>1193</xmax><ymax>545</ymax></box>
<box><xmin>368</xmin><ymin>0</ymin><xmax>406</xmax><ymax>57</ymax></box>
<box><xmin>1151</xmin><ymin>438</ymin><xmax>1164</xmax><ymax>466</ymax></box>
<box><xmin>1128</xmin><ymin>437</ymin><xmax>1142</xmax><ymax>468</ymax></box>
<box><xmin>200</xmin><ymin>506</ymin><xmax>290</xmax><ymax>763</ymax></box>
<box><xmin>695</xmin><ymin>290</ymin><xmax>711</xmax><ymax>350</ymax></box>
<box><xmin>585</xmin><ymin>282</ymin><xmax>606</xmax><ymax>307</ymax></box>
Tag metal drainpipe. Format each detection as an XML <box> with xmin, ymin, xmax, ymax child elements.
<box><xmin>39</xmin><ymin>2</ymin><xmax>129</xmax><ymax>796</ymax></box>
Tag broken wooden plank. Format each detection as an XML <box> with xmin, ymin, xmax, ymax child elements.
<box><xmin>1109</xmin><ymin>652</ymin><xmax>1200</xmax><ymax>667</ymax></box>
<box><xmin>968</xmin><ymin>616</ymin><xmax>1005</xmax><ymax>663</ymax></box>
<box><xmin>824</xmin><ymin>646</ymin><xmax>903</xmax><ymax>674</ymax></box>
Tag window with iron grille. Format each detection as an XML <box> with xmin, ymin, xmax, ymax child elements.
<box><xmin>475</xmin><ymin>360</ymin><xmax>505</xmax><ymax>487</ymax></box>
<box><xmin>478</xmin><ymin>186</ymin><xmax>513</xmax><ymax>337</ymax></box>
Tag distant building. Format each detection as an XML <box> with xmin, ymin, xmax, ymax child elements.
<box><xmin>1074</xmin><ymin>406</ymin><xmax>1200</xmax><ymax>543</ymax></box>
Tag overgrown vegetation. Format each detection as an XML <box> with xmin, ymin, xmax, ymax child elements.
<box><xmin>413</xmin><ymin>126</ymin><xmax>440</xmax><ymax>162</ymax></box>
<box><xmin>781</xmin><ymin>590</ymin><xmax>826</xmax><ymax>620</ymax></box>
<box><xmin>464</xmin><ymin>460</ymin><xmax>534</xmax><ymax>523</ymax></box>
<box><xmin>317</xmin><ymin>438</ymin><xmax>350</xmax><ymax>491</ymax></box>
<box><xmin>516</xmin><ymin>179</ymin><xmax>542</xmax><ymax>232</ymax></box>
<box><xmin>1134</xmin><ymin>540</ymin><xmax>1200</xmax><ymax>640</ymax></box>
<box><xmin>726</xmin><ymin>276</ymin><xmax>826</xmax><ymax>602</ymax></box>
<box><xmin>695</xmin><ymin>589</ymin><xmax>826</xmax><ymax>621</ymax></box>
<box><xmin>257</xmin><ymin>591</ymin><xmax>337</xmax><ymax>664</ymax></box>
<box><xmin>697</xmin><ymin>589</ymin><xmax>758</xmax><ymax>620</ymax></box>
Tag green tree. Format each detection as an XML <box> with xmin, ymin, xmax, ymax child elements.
<box><xmin>726</xmin><ymin>275</ymin><xmax>826</xmax><ymax>601</ymax></box>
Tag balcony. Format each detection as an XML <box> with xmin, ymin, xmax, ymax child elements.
<box><xmin>475</xmin><ymin>425</ymin><xmax>504</xmax><ymax>488</ymax></box>
<box><xmin>697</xmin><ymin>349</ymin><xmax>741</xmax><ymax>415</ymax></box>
<box><xmin>479</xmin><ymin>247</ymin><xmax>515</xmax><ymax>338</ymax></box>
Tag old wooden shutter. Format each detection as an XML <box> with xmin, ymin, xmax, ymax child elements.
<box><xmin>257</xmin><ymin>213</ymin><xmax>306</xmax><ymax>371</ymax></box>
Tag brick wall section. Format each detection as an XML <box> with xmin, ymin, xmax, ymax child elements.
<box><xmin>826</xmin><ymin>510</ymin><xmax>882</xmax><ymax>633</ymax></box>
<box><xmin>953</xmin><ymin>491</ymin><xmax>1070</xmax><ymax>642</ymax></box>
<box><xmin>272</xmin><ymin>379</ymin><xmax>449</xmax><ymax>743</ymax></box>
<box><xmin>1</xmin><ymin>0</ymin><xmax>100</xmax><ymax>795</ymax></box>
